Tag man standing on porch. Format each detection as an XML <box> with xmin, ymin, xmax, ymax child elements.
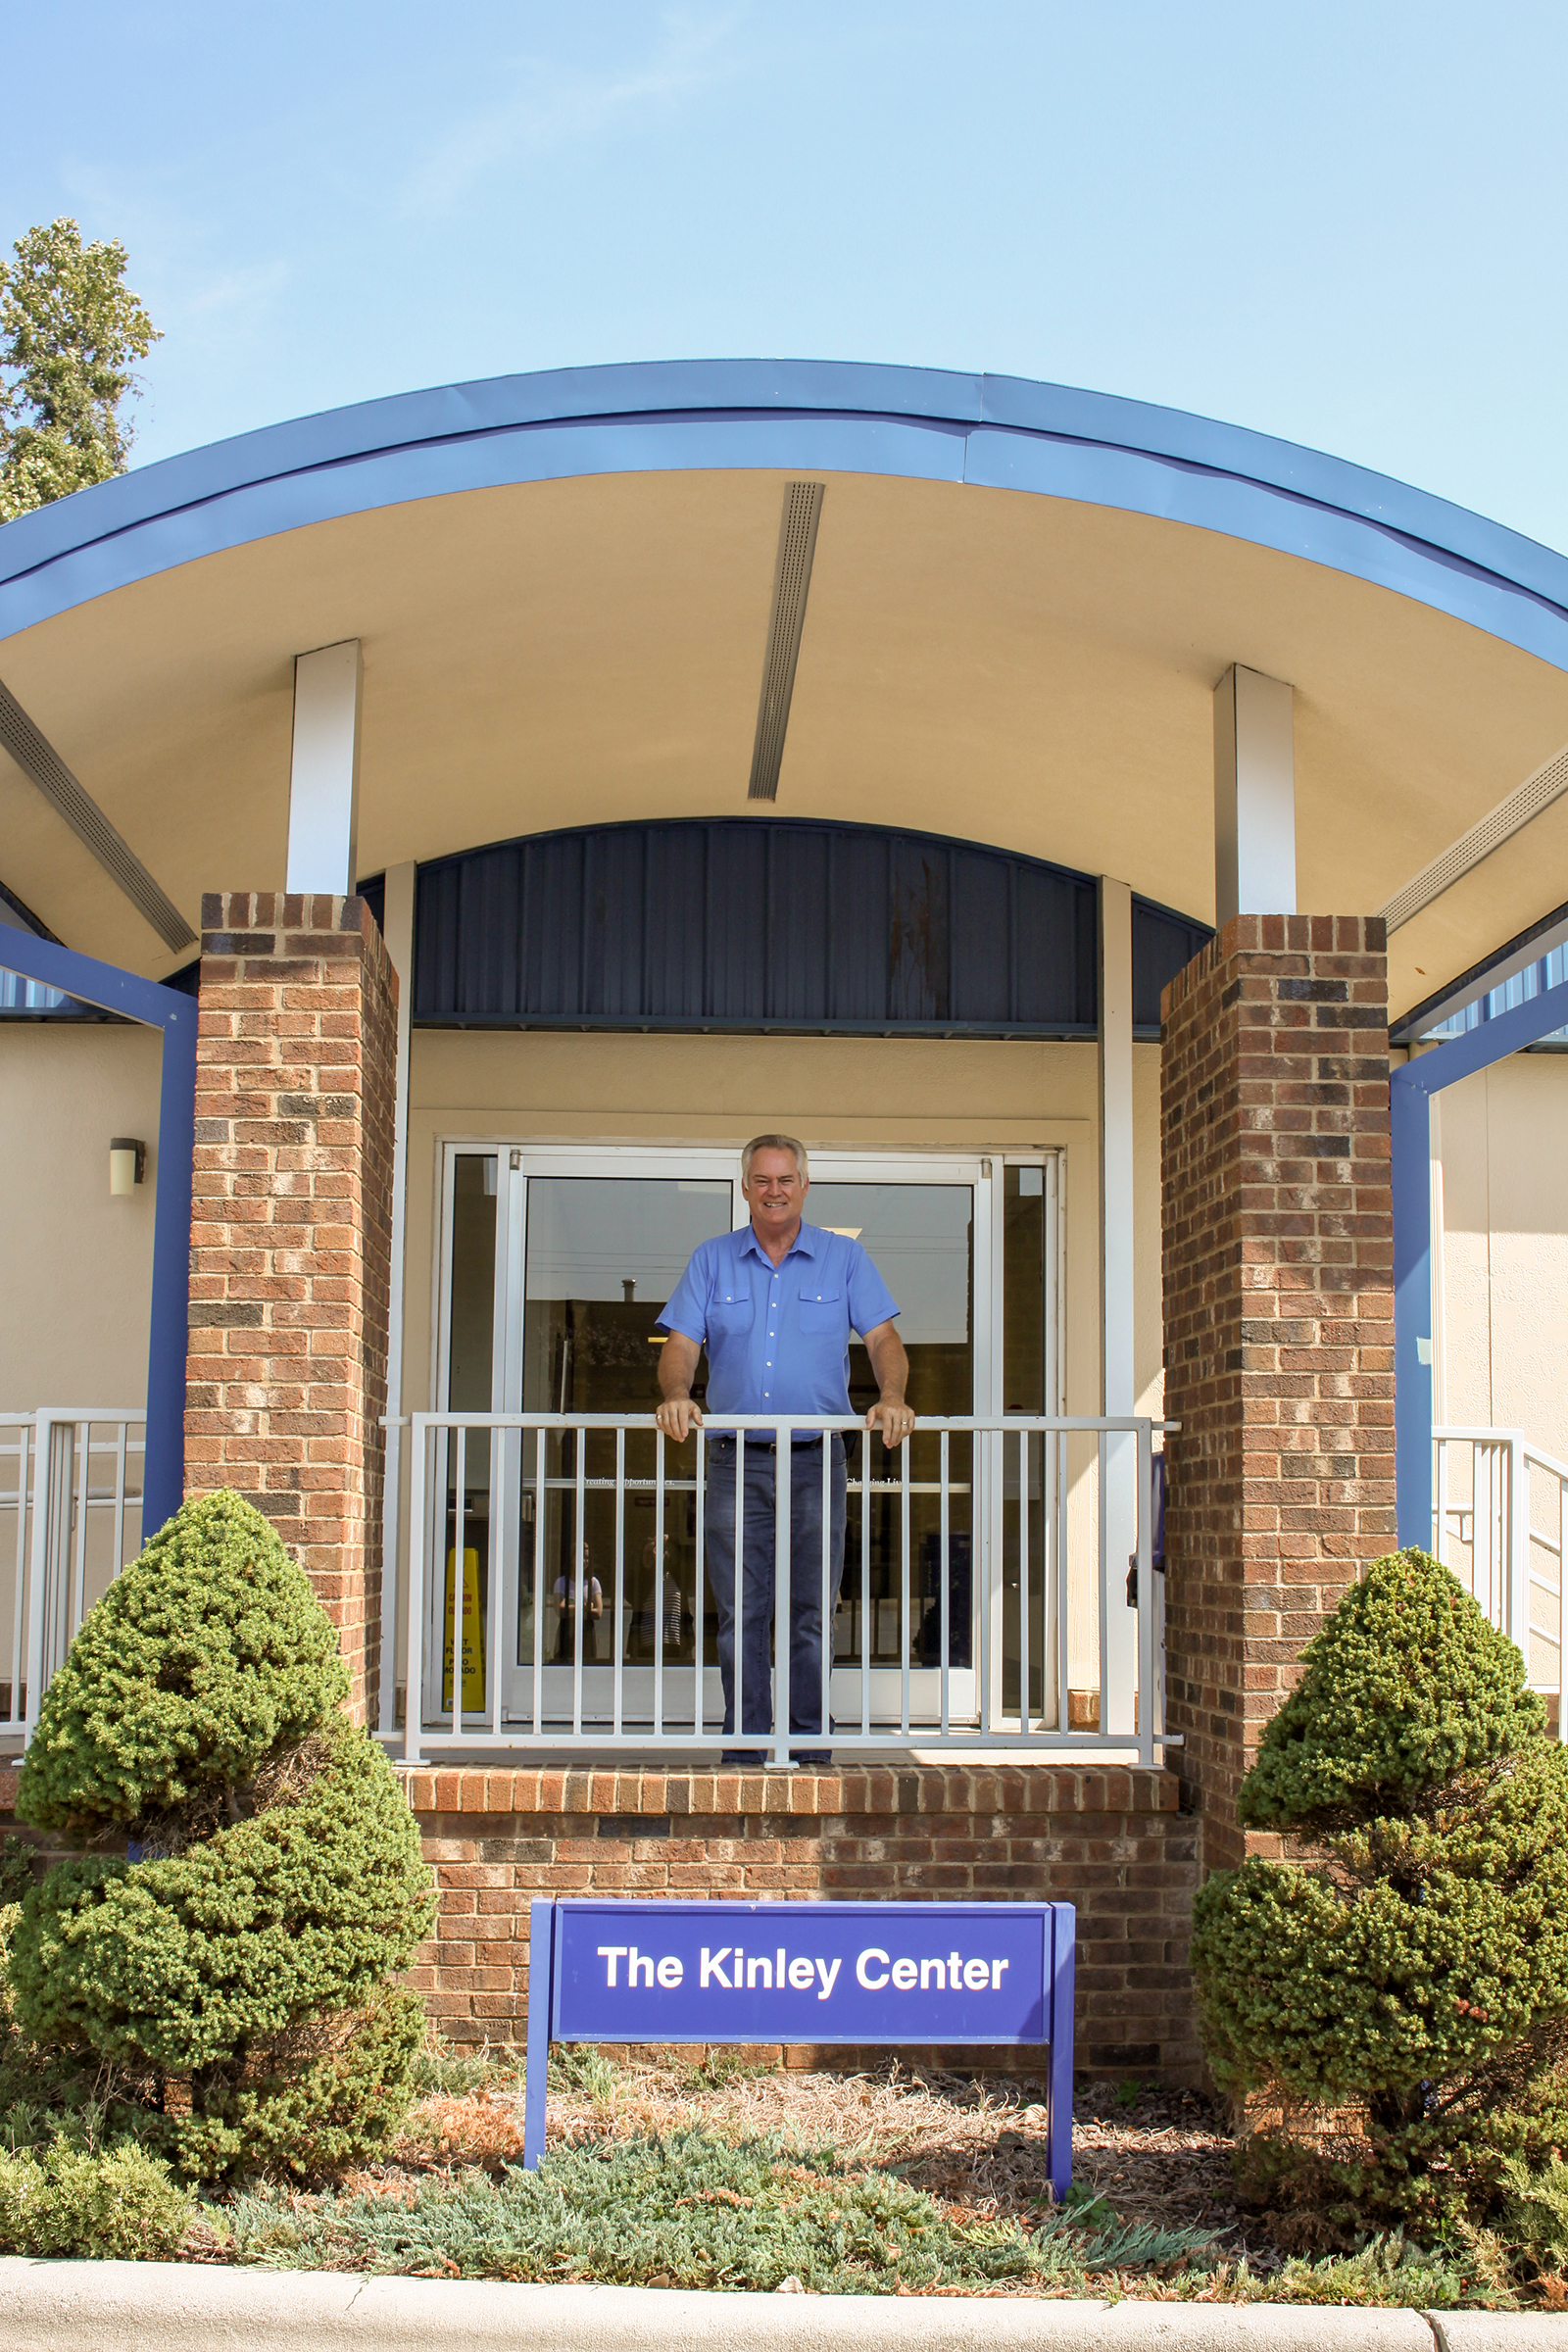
<box><xmin>656</xmin><ymin>1135</ymin><xmax>914</xmax><ymax>1763</ymax></box>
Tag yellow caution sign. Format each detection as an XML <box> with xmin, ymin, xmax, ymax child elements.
<box><xmin>442</xmin><ymin>1545</ymin><xmax>485</xmax><ymax>1713</ymax></box>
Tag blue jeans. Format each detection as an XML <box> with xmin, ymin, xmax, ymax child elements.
<box><xmin>704</xmin><ymin>1436</ymin><xmax>847</xmax><ymax>1740</ymax></box>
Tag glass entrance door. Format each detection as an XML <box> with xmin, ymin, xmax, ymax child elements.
<box><xmin>803</xmin><ymin>1169</ymin><xmax>979</xmax><ymax>1728</ymax></box>
<box><xmin>431</xmin><ymin>1145</ymin><xmax>1058</xmax><ymax>1737</ymax></box>
<box><xmin>518</xmin><ymin>1167</ymin><xmax>735</xmax><ymax>1726</ymax></box>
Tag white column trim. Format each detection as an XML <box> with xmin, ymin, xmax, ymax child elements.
<box><xmin>286</xmin><ymin>641</ymin><xmax>363</xmax><ymax>894</ymax></box>
<box><xmin>1099</xmin><ymin>878</ymin><xmax>1136</xmax><ymax>1416</ymax></box>
<box><xmin>1099</xmin><ymin>876</ymin><xmax>1138</xmax><ymax>1735</ymax></box>
<box><xmin>1213</xmin><ymin>663</ymin><xmax>1296</xmax><ymax>922</ymax></box>
<box><xmin>378</xmin><ymin>861</ymin><xmax>416</xmax><ymax>1736</ymax></box>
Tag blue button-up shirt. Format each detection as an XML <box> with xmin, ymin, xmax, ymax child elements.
<box><xmin>657</xmin><ymin>1221</ymin><xmax>900</xmax><ymax>1418</ymax></box>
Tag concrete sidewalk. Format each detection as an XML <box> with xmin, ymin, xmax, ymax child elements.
<box><xmin>4</xmin><ymin>2261</ymin><xmax>1568</xmax><ymax>2351</ymax></box>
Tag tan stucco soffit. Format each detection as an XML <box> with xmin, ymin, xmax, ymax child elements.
<box><xmin>0</xmin><ymin>675</ymin><xmax>192</xmax><ymax>951</ymax></box>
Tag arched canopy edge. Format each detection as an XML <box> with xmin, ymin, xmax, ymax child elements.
<box><xmin>3</xmin><ymin>360</ymin><xmax>1566</xmax><ymax>675</ymax></box>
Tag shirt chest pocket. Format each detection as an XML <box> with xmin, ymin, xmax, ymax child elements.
<box><xmin>709</xmin><ymin>1291</ymin><xmax>755</xmax><ymax>1336</ymax></box>
<box><xmin>796</xmin><ymin>1284</ymin><xmax>843</xmax><ymax>1334</ymax></box>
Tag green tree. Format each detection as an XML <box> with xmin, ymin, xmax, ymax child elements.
<box><xmin>0</xmin><ymin>218</ymin><xmax>160</xmax><ymax>522</ymax></box>
<box><xmin>1192</xmin><ymin>1548</ymin><xmax>1568</xmax><ymax>2230</ymax></box>
<box><xmin>7</xmin><ymin>1492</ymin><xmax>436</xmax><ymax>2184</ymax></box>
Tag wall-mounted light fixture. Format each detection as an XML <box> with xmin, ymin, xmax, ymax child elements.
<box><xmin>110</xmin><ymin>1138</ymin><xmax>147</xmax><ymax>1196</ymax></box>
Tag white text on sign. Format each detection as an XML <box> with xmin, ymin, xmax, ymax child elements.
<box><xmin>595</xmin><ymin>1944</ymin><xmax>1011</xmax><ymax>1999</ymax></box>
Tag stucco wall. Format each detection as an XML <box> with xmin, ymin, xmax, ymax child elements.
<box><xmin>0</xmin><ymin>1023</ymin><xmax>162</xmax><ymax>1414</ymax></box>
<box><xmin>1436</xmin><ymin>1053</ymin><xmax>1568</xmax><ymax>1460</ymax></box>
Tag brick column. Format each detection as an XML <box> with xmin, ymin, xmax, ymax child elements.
<box><xmin>1160</xmin><ymin>915</ymin><xmax>1396</xmax><ymax>1872</ymax></box>
<box><xmin>184</xmin><ymin>894</ymin><xmax>398</xmax><ymax>1723</ymax></box>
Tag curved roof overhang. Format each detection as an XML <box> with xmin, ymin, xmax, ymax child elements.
<box><xmin>2</xmin><ymin>357</ymin><xmax>1567</xmax><ymax>1020</ymax></box>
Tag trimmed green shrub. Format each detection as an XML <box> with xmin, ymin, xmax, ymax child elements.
<box><xmin>16</xmin><ymin>1487</ymin><xmax>347</xmax><ymax>1836</ymax></box>
<box><xmin>1495</xmin><ymin>2151</ymin><xmax>1568</xmax><ymax>2269</ymax></box>
<box><xmin>0</xmin><ymin>1899</ymin><xmax>95</xmax><ymax>2127</ymax></box>
<box><xmin>0</xmin><ymin>2137</ymin><xmax>192</xmax><ymax>2260</ymax></box>
<box><xmin>0</xmin><ymin>1835</ymin><xmax>36</xmax><ymax>1907</ymax></box>
<box><xmin>1193</xmin><ymin>1547</ymin><xmax>1568</xmax><ymax>2228</ymax></box>
<box><xmin>7</xmin><ymin>1491</ymin><xmax>435</xmax><ymax>2184</ymax></box>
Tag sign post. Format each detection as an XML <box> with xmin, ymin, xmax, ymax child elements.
<box><xmin>523</xmin><ymin>1898</ymin><xmax>1075</xmax><ymax>2196</ymax></box>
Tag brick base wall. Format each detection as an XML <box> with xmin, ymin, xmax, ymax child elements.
<box><xmin>1</xmin><ymin>1760</ymin><xmax>1200</xmax><ymax>2080</ymax></box>
<box><xmin>1160</xmin><ymin>914</ymin><xmax>1396</xmax><ymax>1873</ymax></box>
<box><xmin>399</xmin><ymin>1764</ymin><xmax>1200</xmax><ymax>2080</ymax></box>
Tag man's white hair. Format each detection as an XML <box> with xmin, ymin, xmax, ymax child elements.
<box><xmin>741</xmin><ymin>1132</ymin><xmax>809</xmax><ymax>1184</ymax></box>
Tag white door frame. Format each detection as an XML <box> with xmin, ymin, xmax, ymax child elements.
<box><xmin>426</xmin><ymin>1141</ymin><xmax>1060</xmax><ymax>1732</ymax></box>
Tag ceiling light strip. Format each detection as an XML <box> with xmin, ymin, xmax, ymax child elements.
<box><xmin>1381</xmin><ymin>737</ymin><xmax>1568</xmax><ymax>935</ymax></box>
<box><xmin>0</xmin><ymin>677</ymin><xmax>194</xmax><ymax>950</ymax></box>
<box><xmin>748</xmin><ymin>481</ymin><xmax>824</xmax><ymax>802</ymax></box>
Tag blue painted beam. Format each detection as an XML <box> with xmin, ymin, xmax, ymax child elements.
<box><xmin>1392</xmin><ymin>975</ymin><xmax>1568</xmax><ymax>1546</ymax></box>
<box><xmin>0</xmin><ymin>928</ymin><xmax>196</xmax><ymax>1534</ymax></box>
<box><xmin>1391</xmin><ymin>1074</ymin><xmax>1437</xmax><ymax>1552</ymax></box>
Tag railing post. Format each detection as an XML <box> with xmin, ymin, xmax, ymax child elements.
<box><xmin>1508</xmin><ymin>1430</ymin><xmax>1531</xmax><ymax>1672</ymax></box>
<box><xmin>5</xmin><ymin>1418</ymin><xmax>29</xmax><ymax>1730</ymax></box>
<box><xmin>1434</xmin><ymin>1433</ymin><xmax>1449</xmax><ymax>1571</ymax></box>
<box><xmin>1135</xmin><ymin>1419</ymin><xmax>1154</xmax><ymax>1768</ymax></box>
<box><xmin>20</xmin><ymin>1414</ymin><xmax>40</xmax><ymax>1738</ymax></box>
<box><xmin>404</xmin><ymin>1417</ymin><xmax>426</xmax><ymax>1765</ymax></box>
<box><xmin>769</xmin><ymin>1427</ymin><xmax>793</xmax><ymax>1770</ymax></box>
<box><xmin>23</xmin><ymin>1414</ymin><xmax>73</xmax><ymax>1738</ymax></box>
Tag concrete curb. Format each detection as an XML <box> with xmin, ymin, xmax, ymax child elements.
<box><xmin>6</xmin><ymin>2261</ymin><xmax>1566</xmax><ymax>2350</ymax></box>
<box><xmin>1433</xmin><ymin>2324</ymin><xmax>1568</xmax><ymax>2350</ymax></box>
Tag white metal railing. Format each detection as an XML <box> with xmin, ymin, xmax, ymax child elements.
<box><xmin>1434</xmin><ymin>1426</ymin><xmax>1568</xmax><ymax>1737</ymax></box>
<box><xmin>401</xmin><ymin>1412</ymin><xmax>1174</xmax><ymax>1769</ymax></box>
<box><xmin>1</xmin><ymin>1411</ymin><xmax>145</xmax><ymax>1738</ymax></box>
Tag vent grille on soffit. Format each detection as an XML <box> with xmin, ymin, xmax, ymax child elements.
<box><xmin>747</xmin><ymin>480</ymin><xmax>824</xmax><ymax>802</ymax></box>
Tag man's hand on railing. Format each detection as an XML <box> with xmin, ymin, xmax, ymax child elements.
<box><xmin>864</xmin><ymin>1319</ymin><xmax>914</xmax><ymax>1449</ymax></box>
<box><xmin>655</xmin><ymin>1332</ymin><xmax>705</xmax><ymax>1444</ymax></box>
<box><xmin>866</xmin><ymin>1397</ymin><xmax>916</xmax><ymax>1450</ymax></box>
<box><xmin>655</xmin><ymin>1396</ymin><xmax>705</xmax><ymax>1444</ymax></box>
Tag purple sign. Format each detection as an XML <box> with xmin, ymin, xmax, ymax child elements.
<box><xmin>524</xmin><ymin>1897</ymin><xmax>1074</xmax><ymax>2194</ymax></box>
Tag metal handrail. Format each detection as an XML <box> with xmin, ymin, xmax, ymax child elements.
<box><xmin>1</xmin><ymin>1411</ymin><xmax>145</xmax><ymax>1738</ymax></box>
<box><xmin>401</xmin><ymin>1410</ymin><xmax>1176</xmax><ymax>1772</ymax></box>
<box><xmin>1434</xmin><ymin>1425</ymin><xmax>1567</xmax><ymax>1739</ymax></box>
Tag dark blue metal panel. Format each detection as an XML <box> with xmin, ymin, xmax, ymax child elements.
<box><xmin>1132</xmin><ymin>899</ymin><xmax>1212</xmax><ymax>1035</ymax></box>
<box><xmin>949</xmin><ymin>845</ymin><xmax>1009</xmax><ymax>1022</ymax></box>
<box><xmin>354</xmin><ymin>874</ymin><xmax>386</xmax><ymax>937</ymax></box>
<box><xmin>888</xmin><ymin>835</ymin><xmax>950</xmax><ymax>1021</ymax></box>
<box><xmin>828</xmin><ymin>827</ymin><xmax>889</xmax><ymax>1023</ymax></box>
<box><xmin>710</xmin><ymin>824</ymin><xmax>767</xmax><ymax>1022</ymax></box>
<box><xmin>413</xmin><ymin>817</ymin><xmax>1122</xmax><ymax>1037</ymax></box>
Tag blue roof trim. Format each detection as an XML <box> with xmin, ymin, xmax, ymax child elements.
<box><xmin>2</xmin><ymin>358</ymin><xmax>1566</xmax><ymax>673</ymax></box>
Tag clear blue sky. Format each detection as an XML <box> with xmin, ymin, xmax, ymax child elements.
<box><xmin>5</xmin><ymin>2</ymin><xmax>1566</xmax><ymax>550</ymax></box>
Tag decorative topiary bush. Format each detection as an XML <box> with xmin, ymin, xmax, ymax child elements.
<box><xmin>1192</xmin><ymin>1547</ymin><xmax>1568</xmax><ymax>2230</ymax></box>
<box><xmin>15</xmin><ymin>1485</ymin><xmax>349</xmax><ymax>1836</ymax></box>
<box><xmin>0</xmin><ymin>1834</ymin><xmax>36</xmax><ymax>1908</ymax></box>
<box><xmin>6</xmin><ymin>1490</ymin><xmax>436</xmax><ymax>2184</ymax></box>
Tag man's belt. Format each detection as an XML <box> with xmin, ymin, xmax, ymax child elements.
<box><xmin>709</xmin><ymin>1434</ymin><xmax>825</xmax><ymax>1451</ymax></box>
